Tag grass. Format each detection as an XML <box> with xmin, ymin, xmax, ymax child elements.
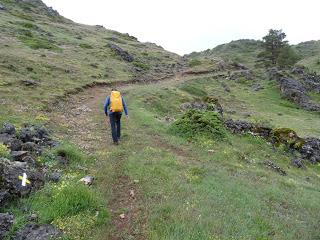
<box><xmin>101</xmin><ymin>83</ymin><xmax>320</xmax><ymax>239</ymax></box>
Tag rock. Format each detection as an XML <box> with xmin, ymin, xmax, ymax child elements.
<box><xmin>225</xmin><ymin>119</ymin><xmax>253</xmax><ymax>134</ymax></box>
<box><xmin>21</xmin><ymin>79</ymin><xmax>39</xmax><ymax>86</ymax></box>
<box><xmin>19</xmin><ymin>125</ymin><xmax>50</xmax><ymax>143</ymax></box>
<box><xmin>0</xmin><ymin>213</ymin><xmax>14</xmax><ymax>239</ymax></box>
<box><xmin>271</xmin><ymin>128</ymin><xmax>305</xmax><ymax>149</ymax></box>
<box><xmin>229</xmin><ymin>70</ymin><xmax>254</xmax><ymax>81</ymax></box>
<box><xmin>14</xmin><ymin>224</ymin><xmax>63</xmax><ymax>240</ymax></box>
<box><xmin>300</xmin><ymin>138</ymin><xmax>320</xmax><ymax>164</ymax></box>
<box><xmin>0</xmin><ymin>3</ymin><xmax>6</xmax><ymax>10</ymax></box>
<box><xmin>11</xmin><ymin>151</ymin><xmax>29</xmax><ymax>161</ymax></box>
<box><xmin>21</xmin><ymin>142</ymin><xmax>37</xmax><ymax>152</ymax></box>
<box><xmin>291</xmin><ymin>158</ymin><xmax>305</xmax><ymax>169</ymax></box>
<box><xmin>48</xmin><ymin>172</ymin><xmax>61</xmax><ymax>183</ymax></box>
<box><xmin>267</xmin><ymin>67</ymin><xmax>286</xmax><ymax>81</ymax></box>
<box><xmin>107</xmin><ymin>43</ymin><xmax>134</xmax><ymax>62</ymax></box>
<box><xmin>277</xmin><ymin>77</ymin><xmax>320</xmax><ymax>111</ymax></box>
<box><xmin>0</xmin><ymin>158</ymin><xmax>44</xmax><ymax>207</ymax></box>
<box><xmin>251</xmin><ymin>125</ymin><xmax>272</xmax><ymax>139</ymax></box>
<box><xmin>301</xmin><ymin>72</ymin><xmax>320</xmax><ymax>93</ymax></box>
<box><xmin>180</xmin><ymin>102</ymin><xmax>208</xmax><ymax>111</ymax></box>
<box><xmin>0</xmin><ymin>133</ymin><xmax>14</xmax><ymax>146</ymax></box>
<box><xmin>292</xmin><ymin>66</ymin><xmax>305</xmax><ymax>75</ymax></box>
<box><xmin>264</xmin><ymin>160</ymin><xmax>287</xmax><ymax>176</ymax></box>
<box><xmin>27</xmin><ymin>214</ymin><xmax>38</xmax><ymax>222</ymax></box>
<box><xmin>231</xmin><ymin>62</ymin><xmax>248</xmax><ymax>70</ymax></box>
<box><xmin>1</xmin><ymin>123</ymin><xmax>16</xmax><ymax>135</ymax></box>
<box><xmin>79</xmin><ymin>176</ymin><xmax>94</xmax><ymax>185</ymax></box>
<box><xmin>10</xmin><ymin>139</ymin><xmax>23</xmax><ymax>151</ymax></box>
<box><xmin>251</xmin><ymin>83</ymin><xmax>264</xmax><ymax>91</ymax></box>
<box><xmin>0</xmin><ymin>191</ymin><xmax>11</xmax><ymax>206</ymax></box>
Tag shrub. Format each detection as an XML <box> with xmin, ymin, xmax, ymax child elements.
<box><xmin>0</xmin><ymin>143</ymin><xmax>10</xmax><ymax>158</ymax></box>
<box><xmin>133</xmin><ymin>61</ymin><xmax>150</xmax><ymax>70</ymax></box>
<box><xmin>170</xmin><ymin>110</ymin><xmax>227</xmax><ymax>140</ymax></box>
<box><xmin>79</xmin><ymin>43</ymin><xmax>93</xmax><ymax>49</ymax></box>
<box><xmin>188</xmin><ymin>59</ymin><xmax>202</xmax><ymax>67</ymax></box>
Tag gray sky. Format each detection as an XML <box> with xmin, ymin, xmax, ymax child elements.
<box><xmin>42</xmin><ymin>0</ymin><xmax>320</xmax><ymax>55</ymax></box>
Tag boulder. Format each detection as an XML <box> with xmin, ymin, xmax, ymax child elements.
<box><xmin>0</xmin><ymin>158</ymin><xmax>44</xmax><ymax>207</ymax></box>
<box><xmin>0</xmin><ymin>3</ymin><xmax>6</xmax><ymax>10</ymax></box>
<box><xmin>225</xmin><ymin>119</ymin><xmax>253</xmax><ymax>134</ymax></box>
<box><xmin>270</xmin><ymin>128</ymin><xmax>305</xmax><ymax>149</ymax></box>
<box><xmin>0</xmin><ymin>213</ymin><xmax>14</xmax><ymax>239</ymax></box>
<box><xmin>47</xmin><ymin>171</ymin><xmax>61</xmax><ymax>183</ymax></box>
<box><xmin>301</xmin><ymin>73</ymin><xmax>320</xmax><ymax>93</ymax></box>
<box><xmin>79</xmin><ymin>176</ymin><xmax>94</xmax><ymax>185</ymax></box>
<box><xmin>277</xmin><ymin>77</ymin><xmax>320</xmax><ymax>111</ymax></box>
<box><xmin>300</xmin><ymin>138</ymin><xmax>320</xmax><ymax>164</ymax></box>
<box><xmin>14</xmin><ymin>224</ymin><xmax>63</xmax><ymax>240</ymax></box>
<box><xmin>180</xmin><ymin>102</ymin><xmax>208</xmax><ymax>111</ymax></box>
<box><xmin>291</xmin><ymin>66</ymin><xmax>305</xmax><ymax>75</ymax></box>
<box><xmin>1</xmin><ymin>123</ymin><xmax>16</xmax><ymax>135</ymax></box>
<box><xmin>291</xmin><ymin>158</ymin><xmax>305</xmax><ymax>169</ymax></box>
<box><xmin>21</xmin><ymin>142</ymin><xmax>37</xmax><ymax>152</ymax></box>
<box><xmin>108</xmin><ymin>43</ymin><xmax>134</xmax><ymax>62</ymax></box>
<box><xmin>19</xmin><ymin>125</ymin><xmax>50</xmax><ymax>143</ymax></box>
<box><xmin>11</xmin><ymin>151</ymin><xmax>29</xmax><ymax>161</ymax></box>
<box><xmin>251</xmin><ymin>83</ymin><xmax>264</xmax><ymax>92</ymax></box>
<box><xmin>21</xmin><ymin>79</ymin><xmax>39</xmax><ymax>86</ymax></box>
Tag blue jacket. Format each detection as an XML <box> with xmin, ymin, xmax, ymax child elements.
<box><xmin>104</xmin><ymin>96</ymin><xmax>128</xmax><ymax>116</ymax></box>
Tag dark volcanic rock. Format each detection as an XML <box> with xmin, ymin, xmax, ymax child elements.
<box><xmin>1</xmin><ymin>123</ymin><xmax>16</xmax><ymax>135</ymax></box>
<box><xmin>301</xmin><ymin>73</ymin><xmax>320</xmax><ymax>93</ymax></box>
<box><xmin>278</xmin><ymin>77</ymin><xmax>320</xmax><ymax>111</ymax></box>
<box><xmin>108</xmin><ymin>43</ymin><xmax>134</xmax><ymax>62</ymax></box>
<box><xmin>251</xmin><ymin>83</ymin><xmax>264</xmax><ymax>92</ymax></box>
<box><xmin>225</xmin><ymin>119</ymin><xmax>253</xmax><ymax>134</ymax></box>
<box><xmin>291</xmin><ymin>158</ymin><xmax>305</xmax><ymax>169</ymax></box>
<box><xmin>19</xmin><ymin>125</ymin><xmax>50</xmax><ymax>143</ymax></box>
<box><xmin>14</xmin><ymin>224</ymin><xmax>63</xmax><ymax>240</ymax></box>
<box><xmin>21</xmin><ymin>79</ymin><xmax>39</xmax><ymax>86</ymax></box>
<box><xmin>11</xmin><ymin>151</ymin><xmax>29</xmax><ymax>161</ymax></box>
<box><xmin>300</xmin><ymin>138</ymin><xmax>320</xmax><ymax>164</ymax></box>
<box><xmin>0</xmin><ymin>158</ymin><xmax>44</xmax><ymax>206</ymax></box>
<box><xmin>0</xmin><ymin>213</ymin><xmax>14</xmax><ymax>239</ymax></box>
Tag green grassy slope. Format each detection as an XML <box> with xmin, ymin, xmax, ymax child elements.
<box><xmin>294</xmin><ymin>40</ymin><xmax>320</xmax><ymax>73</ymax></box>
<box><xmin>93</xmin><ymin>76</ymin><xmax>320</xmax><ymax>239</ymax></box>
<box><xmin>0</xmin><ymin>0</ymin><xmax>183</xmax><ymax>124</ymax></box>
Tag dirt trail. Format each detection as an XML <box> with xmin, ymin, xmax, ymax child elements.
<box><xmin>48</xmin><ymin>72</ymin><xmax>206</xmax><ymax>239</ymax></box>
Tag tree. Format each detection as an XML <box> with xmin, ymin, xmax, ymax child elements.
<box><xmin>257</xmin><ymin>29</ymin><xmax>300</xmax><ymax>68</ymax></box>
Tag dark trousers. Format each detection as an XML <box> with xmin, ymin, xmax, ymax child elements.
<box><xmin>109</xmin><ymin>112</ymin><xmax>122</xmax><ymax>143</ymax></box>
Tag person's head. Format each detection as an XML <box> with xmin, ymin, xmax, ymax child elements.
<box><xmin>111</xmin><ymin>88</ymin><xmax>117</xmax><ymax>92</ymax></box>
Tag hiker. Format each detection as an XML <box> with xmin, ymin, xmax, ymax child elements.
<box><xmin>104</xmin><ymin>89</ymin><xmax>128</xmax><ymax>145</ymax></box>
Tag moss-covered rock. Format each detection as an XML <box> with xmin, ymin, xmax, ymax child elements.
<box><xmin>271</xmin><ymin>128</ymin><xmax>305</xmax><ymax>149</ymax></box>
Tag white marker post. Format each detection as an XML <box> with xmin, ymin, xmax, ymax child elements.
<box><xmin>22</xmin><ymin>173</ymin><xmax>27</xmax><ymax>187</ymax></box>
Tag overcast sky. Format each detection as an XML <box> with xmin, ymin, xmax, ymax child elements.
<box><xmin>42</xmin><ymin>0</ymin><xmax>320</xmax><ymax>55</ymax></box>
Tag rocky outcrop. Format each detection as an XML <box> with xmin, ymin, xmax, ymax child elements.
<box><xmin>300</xmin><ymin>138</ymin><xmax>320</xmax><ymax>164</ymax></box>
<box><xmin>0</xmin><ymin>123</ymin><xmax>56</xmax><ymax>207</ymax></box>
<box><xmin>0</xmin><ymin>213</ymin><xmax>14</xmax><ymax>239</ymax></box>
<box><xmin>224</xmin><ymin>119</ymin><xmax>320</xmax><ymax>166</ymax></box>
<box><xmin>0</xmin><ymin>158</ymin><xmax>45</xmax><ymax>206</ymax></box>
<box><xmin>108</xmin><ymin>43</ymin><xmax>134</xmax><ymax>62</ymax></box>
<box><xmin>14</xmin><ymin>224</ymin><xmax>63</xmax><ymax>240</ymax></box>
<box><xmin>278</xmin><ymin>77</ymin><xmax>320</xmax><ymax>111</ymax></box>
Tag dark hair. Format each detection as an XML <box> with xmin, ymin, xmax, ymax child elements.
<box><xmin>111</xmin><ymin>88</ymin><xmax>117</xmax><ymax>91</ymax></box>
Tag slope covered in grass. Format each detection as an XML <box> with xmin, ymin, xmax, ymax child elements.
<box><xmin>0</xmin><ymin>0</ymin><xmax>184</xmax><ymax>124</ymax></box>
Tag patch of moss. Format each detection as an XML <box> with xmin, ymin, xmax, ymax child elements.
<box><xmin>271</xmin><ymin>128</ymin><xmax>305</xmax><ymax>149</ymax></box>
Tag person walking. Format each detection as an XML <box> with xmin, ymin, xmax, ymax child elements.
<box><xmin>104</xmin><ymin>89</ymin><xmax>128</xmax><ymax>145</ymax></box>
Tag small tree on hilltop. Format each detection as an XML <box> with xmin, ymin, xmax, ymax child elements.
<box><xmin>257</xmin><ymin>29</ymin><xmax>300</xmax><ymax>68</ymax></box>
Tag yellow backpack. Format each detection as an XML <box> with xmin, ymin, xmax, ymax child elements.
<box><xmin>110</xmin><ymin>91</ymin><xmax>123</xmax><ymax>112</ymax></box>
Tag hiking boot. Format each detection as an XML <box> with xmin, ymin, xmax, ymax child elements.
<box><xmin>113</xmin><ymin>141</ymin><xmax>119</xmax><ymax>145</ymax></box>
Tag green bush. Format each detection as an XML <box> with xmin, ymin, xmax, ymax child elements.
<box><xmin>133</xmin><ymin>61</ymin><xmax>150</xmax><ymax>70</ymax></box>
<box><xmin>170</xmin><ymin>109</ymin><xmax>227</xmax><ymax>140</ymax></box>
<box><xmin>0</xmin><ymin>143</ymin><xmax>10</xmax><ymax>158</ymax></box>
<box><xmin>188</xmin><ymin>59</ymin><xmax>202</xmax><ymax>67</ymax></box>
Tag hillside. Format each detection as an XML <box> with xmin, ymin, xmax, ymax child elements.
<box><xmin>1</xmin><ymin>1</ymin><xmax>320</xmax><ymax>240</ymax></box>
<box><xmin>0</xmin><ymin>0</ymin><xmax>185</xmax><ymax>123</ymax></box>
